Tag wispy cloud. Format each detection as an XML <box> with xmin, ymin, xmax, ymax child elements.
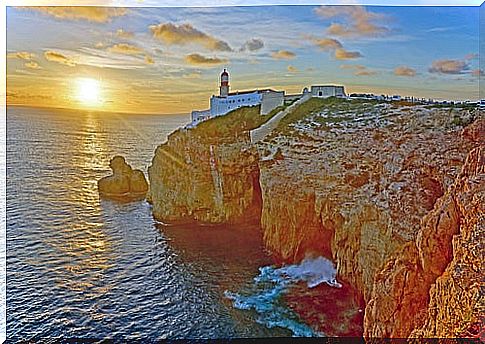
<box><xmin>341</xmin><ymin>64</ymin><xmax>376</xmax><ymax>76</ymax></box>
<box><xmin>115</xmin><ymin>28</ymin><xmax>135</xmax><ymax>39</ymax></box>
<box><xmin>107</xmin><ymin>43</ymin><xmax>144</xmax><ymax>55</ymax></box>
<box><xmin>44</xmin><ymin>50</ymin><xmax>76</xmax><ymax>66</ymax></box>
<box><xmin>149</xmin><ymin>22</ymin><xmax>232</xmax><ymax>52</ymax></box>
<box><xmin>239</xmin><ymin>38</ymin><xmax>264</xmax><ymax>52</ymax></box>
<box><xmin>287</xmin><ymin>65</ymin><xmax>298</xmax><ymax>73</ymax></box>
<box><xmin>21</xmin><ymin>6</ymin><xmax>128</xmax><ymax>23</ymax></box>
<box><xmin>25</xmin><ymin>61</ymin><xmax>41</xmax><ymax>69</ymax></box>
<box><xmin>315</xmin><ymin>5</ymin><xmax>389</xmax><ymax>38</ymax></box>
<box><xmin>144</xmin><ymin>55</ymin><xmax>155</xmax><ymax>65</ymax></box>
<box><xmin>394</xmin><ymin>65</ymin><xmax>417</xmax><ymax>77</ymax></box>
<box><xmin>271</xmin><ymin>50</ymin><xmax>296</xmax><ymax>60</ymax></box>
<box><xmin>7</xmin><ymin>51</ymin><xmax>35</xmax><ymax>60</ymax></box>
<box><xmin>184</xmin><ymin>53</ymin><xmax>228</xmax><ymax>66</ymax></box>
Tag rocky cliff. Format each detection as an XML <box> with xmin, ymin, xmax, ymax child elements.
<box><xmin>147</xmin><ymin>98</ymin><xmax>483</xmax><ymax>338</ymax></box>
<box><xmin>148</xmin><ymin>106</ymin><xmax>264</xmax><ymax>224</ymax></box>
<box><xmin>364</xmin><ymin>144</ymin><xmax>483</xmax><ymax>339</ymax></box>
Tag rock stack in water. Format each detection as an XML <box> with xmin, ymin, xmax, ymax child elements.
<box><xmin>98</xmin><ymin>156</ymin><xmax>149</xmax><ymax>201</ymax></box>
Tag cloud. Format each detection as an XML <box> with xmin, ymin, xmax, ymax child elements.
<box><xmin>334</xmin><ymin>48</ymin><xmax>362</xmax><ymax>60</ymax></box>
<box><xmin>429</xmin><ymin>59</ymin><xmax>469</xmax><ymax>75</ymax></box>
<box><xmin>183</xmin><ymin>72</ymin><xmax>202</xmax><ymax>79</ymax></box>
<box><xmin>7</xmin><ymin>51</ymin><xmax>35</xmax><ymax>60</ymax></box>
<box><xmin>25</xmin><ymin>61</ymin><xmax>41</xmax><ymax>69</ymax></box>
<box><xmin>23</xmin><ymin>7</ymin><xmax>128</xmax><ymax>23</ymax></box>
<box><xmin>394</xmin><ymin>65</ymin><xmax>417</xmax><ymax>77</ymax></box>
<box><xmin>472</xmin><ymin>69</ymin><xmax>484</xmax><ymax>77</ymax></box>
<box><xmin>312</xmin><ymin>38</ymin><xmax>343</xmax><ymax>51</ymax></box>
<box><xmin>341</xmin><ymin>64</ymin><xmax>376</xmax><ymax>76</ymax></box>
<box><xmin>287</xmin><ymin>65</ymin><xmax>298</xmax><ymax>73</ymax></box>
<box><xmin>95</xmin><ymin>42</ymin><xmax>105</xmax><ymax>49</ymax></box>
<box><xmin>240</xmin><ymin>38</ymin><xmax>264</xmax><ymax>52</ymax></box>
<box><xmin>271</xmin><ymin>50</ymin><xmax>296</xmax><ymax>60</ymax></box>
<box><xmin>44</xmin><ymin>50</ymin><xmax>76</xmax><ymax>66</ymax></box>
<box><xmin>315</xmin><ymin>6</ymin><xmax>389</xmax><ymax>38</ymax></box>
<box><xmin>116</xmin><ymin>29</ymin><xmax>134</xmax><ymax>39</ymax></box>
<box><xmin>144</xmin><ymin>55</ymin><xmax>154</xmax><ymax>65</ymax></box>
<box><xmin>149</xmin><ymin>23</ymin><xmax>232</xmax><ymax>52</ymax></box>
<box><xmin>184</xmin><ymin>53</ymin><xmax>228</xmax><ymax>66</ymax></box>
<box><xmin>107</xmin><ymin>43</ymin><xmax>144</xmax><ymax>55</ymax></box>
<box><xmin>464</xmin><ymin>53</ymin><xmax>478</xmax><ymax>60</ymax></box>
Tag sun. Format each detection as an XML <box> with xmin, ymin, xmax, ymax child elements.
<box><xmin>76</xmin><ymin>78</ymin><xmax>101</xmax><ymax>106</ymax></box>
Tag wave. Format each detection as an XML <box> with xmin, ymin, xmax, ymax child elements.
<box><xmin>224</xmin><ymin>256</ymin><xmax>342</xmax><ymax>337</ymax></box>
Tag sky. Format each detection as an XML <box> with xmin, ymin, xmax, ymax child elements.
<box><xmin>6</xmin><ymin>4</ymin><xmax>482</xmax><ymax>114</ymax></box>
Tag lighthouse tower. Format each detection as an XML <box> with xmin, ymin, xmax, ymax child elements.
<box><xmin>219</xmin><ymin>68</ymin><xmax>230</xmax><ymax>97</ymax></box>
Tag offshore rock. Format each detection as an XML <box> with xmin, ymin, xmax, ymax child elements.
<box><xmin>98</xmin><ymin>155</ymin><xmax>149</xmax><ymax>200</ymax></box>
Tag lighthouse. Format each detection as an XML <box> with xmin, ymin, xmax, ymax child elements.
<box><xmin>219</xmin><ymin>68</ymin><xmax>229</xmax><ymax>97</ymax></box>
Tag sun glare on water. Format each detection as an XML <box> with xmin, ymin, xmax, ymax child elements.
<box><xmin>76</xmin><ymin>78</ymin><xmax>101</xmax><ymax>106</ymax></box>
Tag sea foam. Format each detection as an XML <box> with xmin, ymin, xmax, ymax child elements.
<box><xmin>224</xmin><ymin>256</ymin><xmax>342</xmax><ymax>337</ymax></box>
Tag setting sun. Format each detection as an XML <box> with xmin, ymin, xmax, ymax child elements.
<box><xmin>76</xmin><ymin>78</ymin><xmax>101</xmax><ymax>106</ymax></box>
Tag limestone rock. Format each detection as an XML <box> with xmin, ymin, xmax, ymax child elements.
<box><xmin>146</xmin><ymin>100</ymin><xmax>482</xmax><ymax>337</ymax></box>
<box><xmin>98</xmin><ymin>156</ymin><xmax>149</xmax><ymax>200</ymax></box>
<box><xmin>364</xmin><ymin>146</ymin><xmax>484</xmax><ymax>338</ymax></box>
<box><xmin>147</xmin><ymin>129</ymin><xmax>261</xmax><ymax>224</ymax></box>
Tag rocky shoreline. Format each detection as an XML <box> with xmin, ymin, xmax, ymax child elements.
<box><xmin>145</xmin><ymin>99</ymin><xmax>483</xmax><ymax>339</ymax></box>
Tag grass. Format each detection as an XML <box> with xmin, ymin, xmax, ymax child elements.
<box><xmin>276</xmin><ymin>97</ymin><xmax>335</xmax><ymax>132</ymax></box>
<box><xmin>194</xmin><ymin>104</ymin><xmax>280</xmax><ymax>141</ymax></box>
<box><xmin>275</xmin><ymin>97</ymin><xmax>383</xmax><ymax>134</ymax></box>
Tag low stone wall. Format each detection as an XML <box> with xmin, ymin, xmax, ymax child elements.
<box><xmin>250</xmin><ymin>94</ymin><xmax>311</xmax><ymax>143</ymax></box>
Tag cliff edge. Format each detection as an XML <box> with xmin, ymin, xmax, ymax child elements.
<box><xmin>147</xmin><ymin>98</ymin><xmax>482</xmax><ymax>337</ymax></box>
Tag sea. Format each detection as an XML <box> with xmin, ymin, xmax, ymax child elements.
<box><xmin>6</xmin><ymin>106</ymin><xmax>353</xmax><ymax>340</ymax></box>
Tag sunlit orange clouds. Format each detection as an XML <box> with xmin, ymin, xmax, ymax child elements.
<box><xmin>149</xmin><ymin>23</ymin><xmax>233</xmax><ymax>52</ymax></box>
<box><xmin>7</xmin><ymin>51</ymin><xmax>36</xmax><ymax>60</ymax></box>
<box><xmin>394</xmin><ymin>66</ymin><xmax>417</xmax><ymax>77</ymax></box>
<box><xmin>314</xmin><ymin>5</ymin><xmax>389</xmax><ymax>38</ymax></box>
<box><xmin>271</xmin><ymin>50</ymin><xmax>296</xmax><ymax>60</ymax></box>
<box><xmin>20</xmin><ymin>6</ymin><xmax>128</xmax><ymax>23</ymax></box>
<box><xmin>44</xmin><ymin>50</ymin><xmax>77</xmax><ymax>66</ymax></box>
<box><xmin>334</xmin><ymin>48</ymin><xmax>362</xmax><ymax>60</ymax></box>
<box><xmin>184</xmin><ymin>53</ymin><xmax>228</xmax><ymax>66</ymax></box>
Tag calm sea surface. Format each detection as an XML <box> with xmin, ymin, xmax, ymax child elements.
<box><xmin>6</xmin><ymin>106</ymin><xmax>299</xmax><ymax>340</ymax></box>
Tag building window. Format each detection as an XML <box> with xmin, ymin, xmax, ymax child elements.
<box><xmin>318</xmin><ymin>91</ymin><xmax>323</xmax><ymax>96</ymax></box>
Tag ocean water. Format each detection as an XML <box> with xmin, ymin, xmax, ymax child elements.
<box><xmin>6</xmin><ymin>106</ymin><xmax>328</xmax><ymax>340</ymax></box>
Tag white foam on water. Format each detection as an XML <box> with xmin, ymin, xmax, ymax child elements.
<box><xmin>224</xmin><ymin>256</ymin><xmax>342</xmax><ymax>337</ymax></box>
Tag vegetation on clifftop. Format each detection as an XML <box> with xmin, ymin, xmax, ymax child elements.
<box><xmin>194</xmin><ymin>105</ymin><xmax>279</xmax><ymax>141</ymax></box>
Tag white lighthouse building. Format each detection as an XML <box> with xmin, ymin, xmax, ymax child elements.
<box><xmin>190</xmin><ymin>69</ymin><xmax>285</xmax><ymax>126</ymax></box>
<box><xmin>189</xmin><ymin>68</ymin><xmax>347</xmax><ymax>127</ymax></box>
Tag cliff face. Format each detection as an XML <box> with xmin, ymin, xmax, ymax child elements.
<box><xmin>257</xmin><ymin>101</ymin><xmax>479</xmax><ymax>302</ymax></box>
<box><xmin>148</xmin><ymin>129</ymin><xmax>261</xmax><ymax>224</ymax></box>
<box><xmin>148</xmin><ymin>99</ymin><xmax>482</xmax><ymax>337</ymax></box>
<box><xmin>364</xmin><ymin>145</ymin><xmax>483</xmax><ymax>338</ymax></box>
